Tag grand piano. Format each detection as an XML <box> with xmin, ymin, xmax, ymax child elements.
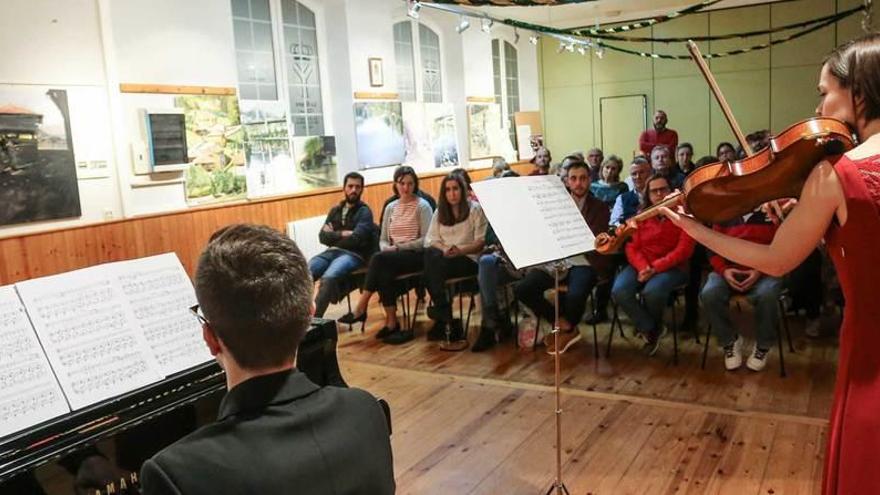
<box><xmin>0</xmin><ymin>317</ymin><xmax>352</xmax><ymax>495</ymax></box>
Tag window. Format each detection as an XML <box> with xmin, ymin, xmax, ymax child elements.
<box><xmin>231</xmin><ymin>0</ymin><xmax>324</xmax><ymax>136</ymax></box>
<box><xmin>492</xmin><ymin>39</ymin><xmax>519</xmax><ymax>149</ymax></box>
<box><xmin>392</xmin><ymin>20</ymin><xmax>443</xmax><ymax>103</ymax></box>
<box><xmin>231</xmin><ymin>0</ymin><xmax>278</xmax><ymax>100</ymax></box>
<box><xmin>393</xmin><ymin>22</ymin><xmax>416</xmax><ymax>102</ymax></box>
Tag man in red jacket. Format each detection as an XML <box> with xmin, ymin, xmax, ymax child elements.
<box><xmin>638</xmin><ymin>110</ymin><xmax>678</xmax><ymax>156</ymax></box>
<box><xmin>700</xmin><ymin>212</ymin><xmax>783</xmax><ymax>372</ymax></box>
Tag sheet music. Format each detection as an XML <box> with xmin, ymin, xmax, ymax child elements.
<box><xmin>15</xmin><ymin>270</ymin><xmax>164</xmax><ymax>410</ymax></box>
<box><xmin>472</xmin><ymin>175</ymin><xmax>596</xmax><ymax>269</ymax></box>
<box><xmin>114</xmin><ymin>253</ymin><xmax>212</xmax><ymax>376</ymax></box>
<box><xmin>0</xmin><ymin>286</ymin><xmax>70</xmax><ymax>437</ymax></box>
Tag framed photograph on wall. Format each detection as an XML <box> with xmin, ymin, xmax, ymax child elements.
<box><xmin>368</xmin><ymin>58</ymin><xmax>383</xmax><ymax>87</ymax></box>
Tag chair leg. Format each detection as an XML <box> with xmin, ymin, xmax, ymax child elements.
<box><xmin>465</xmin><ymin>293</ymin><xmax>475</xmax><ymax>341</ymax></box>
<box><xmin>345</xmin><ymin>293</ymin><xmax>354</xmax><ymax>333</ymax></box>
<box><xmin>701</xmin><ymin>323</ymin><xmax>711</xmax><ymax>370</ymax></box>
<box><xmin>776</xmin><ymin>315</ymin><xmax>787</xmax><ymax>378</ymax></box>
<box><xmin>592</xmin><ymin>319</ymin><xmax>599</xmax><ymax>360</ymax></box>
<box><xmin>411</xmin><ymin>287</ymin><xmax>421</xmax><ymax>331</ymax></box>
<box><xmin>778</xmin><ymin>300</ymin><xmax>795</xmax><ymax>353</ymax></box>
<box><xmin>671</xmin><ymin>301</ymin><xmax>679</xmax><ymax>365</ymax></box>
<box><xmin>605</xmin><ymin>303</ymin><xmax>619</xmax><ymax>358</ymax></box>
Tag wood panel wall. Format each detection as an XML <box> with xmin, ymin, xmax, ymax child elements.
<box><xmin>0</xmin><ymin>163</ymin><xmax>534</xmax><ymax>284</ymax></box>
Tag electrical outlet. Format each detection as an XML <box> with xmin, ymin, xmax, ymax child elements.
<box><xmin>103</xmin><ymin>209</ymin><xmax>114</xmax><ymax>220</ymax></box>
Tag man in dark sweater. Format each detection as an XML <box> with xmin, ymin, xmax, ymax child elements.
<box><xmin>141</xmin><ymin>224</ymin><xmax>394</xmax><ymax>495</ymax></box>
<box><xmin>309</xmin><ymin>172</ymin><xmax>376</xmax><ymax>317</ymax></box>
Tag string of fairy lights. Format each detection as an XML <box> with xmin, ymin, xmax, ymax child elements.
<box><xmin>405</xmin><ymin>0</ymin><xmax>872</xmax><ymax>60</ymax></box>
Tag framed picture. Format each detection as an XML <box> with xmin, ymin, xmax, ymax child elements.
<box><xmin>369</xmin><ymin>57</ymin><xmax>384</xmax><ymax>87</ymax></box>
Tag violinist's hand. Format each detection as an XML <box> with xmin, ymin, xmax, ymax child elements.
<box><xmin>762</xmin><ymin>199</ymin><xmax>797</xmax><ymax>225</ymax></box>
<box><xmin>658</xmin><ymin>206</ymin><xmax>700</xmax><ymax>235</ymax></box>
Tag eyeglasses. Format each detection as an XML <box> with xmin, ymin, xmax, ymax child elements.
<box><xmin>649</xmin><ymin>186</ymin><xmax>671</xmax><ymax>195</ymax></box>
<box><xmin>189</xmin><ymin>304</ymin><xmax>208</xmax><ymax>326</ymax></box>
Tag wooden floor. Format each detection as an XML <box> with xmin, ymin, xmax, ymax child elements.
<box><xmin>332</xmin><ymin>293</ymin><xmax>840</xmax><ymax>494</ymax></box>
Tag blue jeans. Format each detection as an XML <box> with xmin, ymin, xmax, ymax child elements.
<box><xmin>514</xmin><ymin>265</ymin><xmax>597</xmax><ymax>325</ymax></box>
<box><xmin>700</xmin><ymin>272</ymin><xmax>782</xmax><ymax>350</ymax></box>
<box><xmin>611</xmin><ymin>265</ymin><xmax>688</xmax><ymax>336</ymax></box>
<box><xmin>477</xmin><ymin>254</ymin><xmax>515</xmax><ymax>309</ymax></box>
<box><xmin>308</xmin><ymin>249</ymin><xmax>364</xmax><ymax>317</ymax></box>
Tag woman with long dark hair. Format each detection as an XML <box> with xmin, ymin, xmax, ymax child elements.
<box><xmin>611</xmin><ymin>174</ymin><xmax>695</xmax><ymax>355</ymax></box>
<box><xmin>661</xmin><ymin>34</ymin><xmax>880</xmax><ymax>493</ymax></box>
<box><xmin>339</xmin><ymin>166</ymin><xmax>432</xmax><ymax>344</ymax></box>
<box><xmin>423</xmin><ymin>173</ymin><xmax>487</xmax><ymax>341</ymax></box>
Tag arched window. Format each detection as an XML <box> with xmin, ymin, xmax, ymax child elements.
<box><xmin>492</xmin><ymin>39</ymin><xmax>519</xmax><ymax>149</ymax></box>
<box><xmin>231</xmin><ymin>0</ymin><xmax>325</xmax><ymax>136</ymax></box>
<box><xmin>392</xmin><ymin>20</ymin><xmax>443</xmax><ymax>103</ymax></box>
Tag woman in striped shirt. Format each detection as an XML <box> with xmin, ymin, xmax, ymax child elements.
<box><xmin>423</xmin><ymin>173</ymin><xmax>487</xmax><ymax>343</ymax></box>
<box><xmin>339</xmin><ymin>166</ymin><xmax>433</xmax><ymax>344</ymax></box>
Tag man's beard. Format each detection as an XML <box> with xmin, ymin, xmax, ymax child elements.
<box><xmin>346</xmin><ymin>193</ymin><xmax>361</xmax><ymax>204</ymax></box>
<box><xmin>654</xmin><ymin>123</ymin><xmax>665</xmax><ymax>131</ymax></box>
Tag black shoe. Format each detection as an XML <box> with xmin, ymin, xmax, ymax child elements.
<box><xmin>383</xmin><ymin>329</ymin><xmax>415</xmax><ymax>345</ymax></box>
<box><xmin>446</xmin><ymin>319</ymin><xmax>465</xmax><ymax>342</ymax></box>
<box><xmin>471</xmin><ymin>327</ymin><xmax>495</xmax><ymax>352</ymax></box>
<box><xmin>427</xmin><ymin>321</ymin><xmax>447</xmax><ymax>341</ymax></box>
<box><xmin>427</xmin><ymin>304</ymin><xmax>451</xmax><ymax>322</ymax></box>
<box><xmin>375</xmin><ymin>325</ymin><xmax>397</xmax><ymax>340</ymax></box>
<box><xmin>584</xmin><ymin>311</ymin><xmax>608</xmax><ymax>325</ymax></box>
<box><xmin>339</xmin><ymin>311</ymin><xmax>366</xmax><ymax>325</ymax></box>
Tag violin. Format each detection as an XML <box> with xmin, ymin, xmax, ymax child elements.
<box><xmin>594</xmin><ymin>41</ymin><xmax>856</xmax><ymax>254</ymax></box>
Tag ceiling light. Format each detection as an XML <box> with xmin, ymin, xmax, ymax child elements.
<box><xmin>456</xmin><ymin>16</ymin><xmax>470</xmax><ymax>34</ymax></box>
<box><xmin>407</xmin><ymin>0</ymin><xmax>420</xmax><ymax>20</ymax></box>
<box><xmin>481</xmin><ymin>17</ymin><xmax>493</xmax><ymax>34</ymax></box>
<box><xmin>577</xmin><ymin>46</ymin><xmax>587</xmax><ymax>56</ymax></box>
<box><xmin>529</xmin><ymin>34</ymin><xmax>539</xmax><ymax>45</ymax></box>
<box><xmin>595</xmin><ymin>45</ymin><xmax>605</xmax><ymax>59</ymax></box>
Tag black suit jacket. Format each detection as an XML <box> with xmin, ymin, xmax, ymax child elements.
<box><xmin>141</xmin><ymin>369</ymin><xmax>395</xmax><ymax>495</ymax></box>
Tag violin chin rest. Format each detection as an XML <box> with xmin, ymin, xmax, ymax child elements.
<box><xmin>823</xmin><ymin>139</ymin><xmax>847</xmax><ymax>155</ymax></box>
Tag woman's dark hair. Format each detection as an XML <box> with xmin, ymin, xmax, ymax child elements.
<box><xmin>824</xmin><ymin>33</ymin><xmax>880</xmax><ymax>123</ymax></box>
<box><xmin>640</xmin><ymin>173</ymin><xmax>672</xmax><ymax>210</ymax></box>
<box><xmin>392</xmin><ymin>165</ymin><xmax>419</xmax><ymax>194</ymax></box>
<box><xmin>450</xmin><ymin>168</ymin><xmax>473</xmax><ymax>189</ymax></box>
<box><xmin>716</xmin><ymin>141</ymin><xmax>735</xmax><ymax>157</ymax></box>
<box><xmin>436</xmin><ymin>173</ymin><xmax>471</xmax><ymax>226</ymax></box>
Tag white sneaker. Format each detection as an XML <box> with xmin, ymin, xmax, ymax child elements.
<box><xmin>722</xmin><ymin>336</ymin><xmax>743</xmax><ymax>371</ymax></box>
<box><xmin>746</xmin><ymin>346</ymin><xmax>770</xmax><ymax>372</ymax></box>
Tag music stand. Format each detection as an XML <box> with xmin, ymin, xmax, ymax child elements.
<box><xmin>471</xmin><ymin>176</ymin><xmax>597</xmax><ymax>494</ymax></box>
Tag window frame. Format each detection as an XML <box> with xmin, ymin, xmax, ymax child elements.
<box><xmin>230</xmin><ymin>0</ymin><xmax>331</xmax><ymax>138</ymax></box>
<box><xmin>491</xmin><ymin>37</ymin><xmax>520</xmax><ymax>150</ymax></box>
<box><xmin>392</xmin><ymin>18</ymin><xmax>445</xmax><ymax>103</ymax></box>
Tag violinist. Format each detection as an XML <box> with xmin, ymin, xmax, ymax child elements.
<box><xmin>661</xmin><ymin>33</ymin><xmax>880</xmax><ymax>494</ymax></box>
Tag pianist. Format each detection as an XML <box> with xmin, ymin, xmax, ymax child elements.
<box><xmin>140</xmin><ymin>224</ymin><xmax>395</xmax><ymax>495</ymax></box>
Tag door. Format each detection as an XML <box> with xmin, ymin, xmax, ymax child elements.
<box><xmin>599</xmin><ymin>94</ymin><xmax>648</xmax><ymax>161</ymax></box>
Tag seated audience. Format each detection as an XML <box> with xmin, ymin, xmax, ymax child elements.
<box><xmin>700</xmin><ymin>211</ymin><xmax>782</xmax><ymax>371</ymax></box>
<box><xmin>308</xmin><ymin>172</ymin><xmax>375</xmax><ymax>317</ymax></box>
<box><xmin>695</xmin><ymin>155</ymin><xmax>718</xmax><ymax>168</ymax></box>
<box><xmin>514</xmin><ymin>159</ymin><xmax>611</xmax><ymax>355</ymax></box>
<box><xmin>490</xmin><ymin>157</ymin><xmax>509</xmax><ymax>178</ymax></box>
<box><xmin>451</xmin><ymin>167</ymin><xmax>478</xmax><ymax>202</ymax></box>
<box><xmin>716</xmin><ymin>141</ymin><xmax>737</xmax><ymax>164</ymax></box>
<box><xmin>474</xmin><ymin>171</ymin><xmax>521</xmax><ymax>351</ymax></box>
<box><xmin>650</xmin><ymin>144</ymin><xmax>685</xmax><ymax>190</ymax></box>
<box><xmin>529</xmin><ymin>147</ymin><xmax>552</xmax><ymax>175</ymax></box>
<box><xmin>676</xmin><ymin>142</ymin><xmax>696</xmax><ymax>175</ymax></box>
<box><xmin>590</xmin><ymin>155</ymin><xmax>629</xmax><ymax>207</ymax></box>
<box><xmin>424</xmin><ymin>174</ymin><xmax>487</xmax><ymax>340</ymax></box>
<box><xmin>611</xmin><ymin>174</ymin><xmax>695</xmax><ymax>355</ymax></box>
<box><xmin>586</xmin><ymin>147</ymin><xmax>604</xmax><ymax>182</ymax></box>
<box><xmin>141</xmin><ymin>224</ymin><xmax>394</xmax><ymax>495</ymax></box>
<box><xmin>611</xmin><ymin>157</ymin><xmax>651</xmax><ymax>226</ymax></box>
<box><xmin>339</xmin><ymin>166</ymin><xmax>433</xmax><ymax>344</ymax></box>
<box><xmin>638</xmin><ymin>110</ymin><xmax>679</xmax><ymax>156</ymax></box>
<box><xmin>378</xmin><ymin>173</ymin><xmax>436</xmax><ymax>226</ymax></box>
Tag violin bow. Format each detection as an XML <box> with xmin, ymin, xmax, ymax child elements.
<box><xmin>687</xmin><ymin>41</ymin><xmax>789</xmax><ymax>219</ymax></box>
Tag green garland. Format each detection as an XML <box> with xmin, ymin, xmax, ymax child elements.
<box><xmin>595</xmin><ymin>10</ymin><xmax>851</xmax><ymax>60</ymax></box>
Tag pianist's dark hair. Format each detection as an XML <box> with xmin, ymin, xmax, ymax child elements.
<box><xmin>195</xmin><ymin>224</ymin><xmax>312</xmax><ymax>369</ymax></box>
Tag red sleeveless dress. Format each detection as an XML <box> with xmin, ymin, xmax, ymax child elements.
<box><xmin>822</xmin><ymin>153</ymin><xmax>880</xmax><ymax>494</ymax></box>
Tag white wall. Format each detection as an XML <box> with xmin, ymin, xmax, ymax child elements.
<box><xmin>0</xmin><ymin>0</ymin><xmax>541</xmax><ymax>237</ymax></box>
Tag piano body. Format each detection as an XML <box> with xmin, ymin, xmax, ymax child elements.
<box><xmin>0</xmin><ymin>318</ymin><xmax>349</xmax><ymax>495</ymax></box>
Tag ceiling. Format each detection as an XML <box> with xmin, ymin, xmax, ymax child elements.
<box><xmin>468</xmin><ymin>0</ymin><xmax>792</xmax><ymax>29</ymax></box>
